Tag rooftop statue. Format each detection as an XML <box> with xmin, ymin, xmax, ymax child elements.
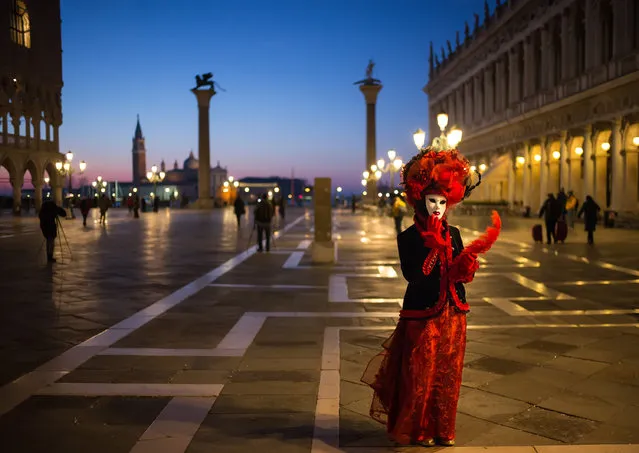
<box><xmin>353</xmin><ymin>59</ymin><xmax>381</xmax><ymax>86</ymax></box>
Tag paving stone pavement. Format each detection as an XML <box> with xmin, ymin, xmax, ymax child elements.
<box><xmin>0</xmin><ymin>206</ymin><xmax>638</xmax><ymax>453</ymax></box>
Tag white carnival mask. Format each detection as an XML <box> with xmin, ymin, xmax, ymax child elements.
<box><xmin>425</xmin><ymin>194</ymin><xmax>447</xmax><ymax>220</ymax></box>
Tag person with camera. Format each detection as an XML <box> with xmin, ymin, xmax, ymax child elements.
<box><xmin>39</xmin><ymin>200</ymin><xmax>67</xmax><ymax>263</ymax></box>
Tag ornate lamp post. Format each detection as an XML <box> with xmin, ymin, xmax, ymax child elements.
<box><xmin>55</xmin><ymin>150</ymin><xmax>86</xmax><ymax>218</ymax></box>
<box><xmin>375</xmin><ymin>149</ymin><xmax>404</xmax><ymax>190</ymax></box>
<box><xmin>92</xmin><ymin>176</ymin><xmax>107</xmax><ymax>199</ymax></box>
<box><xmin>413</xmin><ymin>113</ymin><xmax>463</xmax><ymax>152</ymax></box>
<box><xmin>146</xmin><ymin>165</ymin><xmax>166</xmax><ymax>212</ymax></box>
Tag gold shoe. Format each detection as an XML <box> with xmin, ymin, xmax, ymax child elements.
<box><xmin>417</xmin><ymin>438</ymin><xmax>436</xmax><ymax>447</ymax></box>
<box><xmin>438</xmin><ymin>438</ymin><xmax>455</xmax><ymax>446</ymax></box>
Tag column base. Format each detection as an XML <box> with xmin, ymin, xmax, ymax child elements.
<box><xmin>192</xmin><ymin>198</ymin><xmax>215</xmax><ymax>209</ymax></box>
<box><xmin>311</xmin><ymin>240</ymin><xmax>335</xmax><ymax>264</ymax></box>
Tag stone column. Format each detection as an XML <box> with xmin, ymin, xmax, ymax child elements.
<box><xmin>455</xmin><ymin>88</ymin><xmax>463</xmax><ymax>124</ymax></box>
<box><xmin>559</xmin><ymin>130</ymin><xmax>569</xmax><ymax>190</ymax></box>
<box><xmin>464</xmin><ymin>82</ymin><xmax>472</xmax><ymax>123</ymax></box>
<box><xmin>609</xmin><ymin>118</ymin><xmax>624</xmax><ymax>211</ymax></box>
<box><xmin>507</xmin><ymin>150</ymin><xmax>516</xmax><ymax>209</ymax></box>
<box><xmin>311</xmin><ymin>177</ymin><xmax>334</xmax><ymax>263</ymax></box>
<box><xmin>32</xmin><ymin>117</ymin><xmax>41</xmax><ymax>150</ymax></box>
<box><xmin>485</xmin><ymin>65</ymin><xmax>494</xmax><ymax>116</ymax></box>
<box><xmin>611</xmin><ymin>0</ymin><xmax>632</xmax><ymax>57</ymax></box>
<box><xmin>625</xmin><ymin>143</ymin><xmax>639</xmax><ymax>211</ymax></box>
<box><xmin>541</xmin><ymin>25</ymin><xmax>552</xmax><ymax>90</ymax></box>
<box><xmin>585</xmin><ymin>0</ymin><xmax>601</xmax><ymax>68</ymax></box>
<box><xmin>582</xmin><ymin>125</ymin><xmax>594</xmax><ymax>200</ymax></box>
<box><xmin>1</xmin><ymin>112</ymin><xmax>8</xmax><ymax>145</ymax></box>
<box><xmin>522</xmin><ymin>142</ymin><xmax>532</xmax><ymax>211</ymax></box>
<box><xmin>359</xmin><ymin>84</ymin><xmax>382</xmax><ymax>203</ymax></box>
<box><xmin>523</xmin><ymin>36</ymin><xmax>534</xmax><ymax>98</ymax></box>
<box><xmin>10</xmin><ymin>175</ymin><xmax>23</xmax><ymax>215</ymax></box>
<box><xmin>473</xmin><ymin>75</ymin><xmax>482</xmax><ymax>120</ymax></box>
<box><xmin>191</xmin><ymin>88</ymin><xmax>216</xmax><ymax>209</ymax></box>
<box><xmin>508</xmin><ymin>47</ymin><xmax>519</xmax><ymax>103</ymax></box>
<box><xmin>11</xmin><ymin>114</ymin><xmax>20</xmax><ymax>147</ymax></box>
<box><xmin>24</xmin><ymin>115</ymin><xmax>31</xmax><ymax>148</ymax></box>
<box><xmin>561</xmin><ymin>8</ymin><xmax>573</xmax><ymax>80</ymax></box>
<box><xmin>539</xmin><ymin>137</ymin><xmax>549</xmax><ymax>207</ymax></box>
<box><xmin>495</xmin><ymin>58</ymin><xmax>504</xmax><ymax>112</ymax></box>
<box><xmin>33</xmin><ymin>181</ymin><xmax>43</xmax><ymax>212</ymax></box>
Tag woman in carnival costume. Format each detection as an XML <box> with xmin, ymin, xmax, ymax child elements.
<box><xmin>361</xmin><ymin>144</ymin><xmax>502</xmax><ymax>447</ymax></box>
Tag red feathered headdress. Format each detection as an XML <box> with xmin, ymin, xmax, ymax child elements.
<box><xmin>402</xmin><ymin>147</ymin><xmax>471</xmax><ymax>209</ymax></box>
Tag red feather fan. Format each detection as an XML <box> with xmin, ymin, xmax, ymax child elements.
<box><xmin>463</xmin><ymin>210</ymin><xmax>502</xmax><ymax>255</ymax></box>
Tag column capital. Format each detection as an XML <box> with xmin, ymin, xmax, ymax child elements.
<box><xmin>191</xmin><ymin>88</ymin><xmax>216</xmax><ymax>107</ymax></box>
<box><xmin>359</xmin><ymin>84</ymin><xmax>383</xmax><ymax>104</ymax></box>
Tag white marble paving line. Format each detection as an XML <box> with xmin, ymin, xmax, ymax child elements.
<box><xmin>328</xmin><ymin>275</ymin><xmax>402</xmax><ymax>305</ymax></box>
<box><xmin>0</xmin><ymin>215</ymin><xmax>307</xmax><ymax>418</ymax></box>
<box><xmin>541</xmin><ymin>248</ymin><xmax>639</xmax><ymax>277</ymax></box>
<box><xmin>209</xmin><ymin>283</ymin><xmax>326</xmax><ymax>289</ymax></box>
<box><xmin>215</xmin><ymin>313</ymin><xmax>267</xmax><ymax>351</ymax></box>
<box><xmin>506</xmin><ymin>272</ymin><xmax>575</xmax><ymax>300</ymax></box>
<box><xmin>36</xmin><ymin>383</ymin><xmax>224</xmax><ymax>397</ymax></box>
<box><xmin>98</xmin><ymin>347</ymin><xmax>245</xmax><ymax>357</ymax></box>
<box><xmin>313</xmin><ymin>327</ymin><xmax>341</xmax><ymax>452</ymax></box>
<box><xmin>552</xmin><ymin>279</ymin><xmax>639</xmax><ymax>286</ymax></box>
<box><xmin>488</xmin><ymin>249</ymin><xmax>541</xmax><ymax>267</ymax></box>
<box><xmin>130</xmin><ymin>396</ymin><xmax>218</xmax><ymax>453</ymax></box>
<box><xmin>298</xmin><ymin>239</ymin><xmax>312</xmax><ymax>249</ymax></box>
<box><xmin>340</xmin><ymin>445</ymin><xmax>639</xmax><ymax>452</ymax></box>
<box><xmin>283</xmin><ymin>251</ymin><xmax>305</xmax><ymax>268</ymax></box>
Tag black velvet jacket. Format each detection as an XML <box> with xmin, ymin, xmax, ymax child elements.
<box><xmin>397</xmin><ymin>223</ymin><xmax>467</xmax><ymax>311</ymax></box>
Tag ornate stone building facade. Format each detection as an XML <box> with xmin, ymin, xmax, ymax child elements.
<box><xmin>425</xmin><ymin>0</ymin><xmax>639</xmax><ymax>218</ymax></box>
<box><xmin>0</xmin><ymin>0</ymin><xmax>64</xmax><ymax>212</ymax></box>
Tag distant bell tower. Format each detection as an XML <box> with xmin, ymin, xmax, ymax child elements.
<box><xmin>132</xmin><ymin>114</ymin><xmax>147</xmax><ymax>183</ymax></box>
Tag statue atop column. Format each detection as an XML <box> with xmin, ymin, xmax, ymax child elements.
<box><xmin>192</xmin><ymin>73</ymin><xmax>226</xmax><ymax>93</ymax></box>
<box><xmin>353</xmin><ymin>59</ymin><xmax>381</xmax><ymax>86</ymax></box>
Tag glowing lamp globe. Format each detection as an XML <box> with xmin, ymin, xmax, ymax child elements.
<box><xmin>413</xmin><ymin>128</ymin><xmax>426</xmax><ymax>150</ymax></box>
<box><xmin>436</xmin><ymin>113</ymin><xmax>449</xmax><ymax>130</ymax></box>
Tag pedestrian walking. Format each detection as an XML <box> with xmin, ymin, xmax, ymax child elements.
<box><xmin>133</xmin><ymin>193</ymin><xmax>140</xmax><ymax>218</ymax></box>
<box><xmin>578</xmin><ymin>195</ymin><xmax>601</xmax><ymax>245</ymax></box>
<box><xmin>254</xmin><ymin>194</ymin><xmax>274</xmax><ymax>252</ymax></box>
<box><xmin>362</xmin><ymin>147</ymin><xmax>501</xmax><ymax>447</ymax></box>
<box><xmin>233</xmin><ymin>195</ymin><xmax>246</xmax><ymax>227</ymax></box>
<box><xmin>564</xmin><ymin>191</ymin><xmax>579</xmax><ymax>229</ymax></box>
<box><xmin>556</xmin><ymin>188</ymin><xmax>567</xmax><ymax>220</ymax></box>
<box><xmin>79</xmin><ymin>196</ymin><xmax>91</xmax><ymax>227</ymax></box>
<box><xmin>39</xmin><ymin>200</ymin><xmax>67</xmax><ymax>263</ymax></box>
<box><xmin>98</xmin><ymin>194</ymin><xmax>111</xmax><ymax>225</ymax></box>
<box><xmin>391</xmin><ymin>195</ymin><xmax>407</xmax><ymax>235</ymax></box>
<box><xmin>539</xmin><ymin>193</ymin><xmax>561</xmax><ymax>244</ymax></box>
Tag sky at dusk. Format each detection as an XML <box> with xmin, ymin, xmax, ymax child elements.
<box><xmin>56</xmin><ymin>0</ymin><xmax>488</xmax><ymax>194</ymax></box>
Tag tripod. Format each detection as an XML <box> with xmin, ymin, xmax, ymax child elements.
<box><xmin>38</xmin><ymin>216</ymin><xmax>73</xmax><ymax>263</ymax></box>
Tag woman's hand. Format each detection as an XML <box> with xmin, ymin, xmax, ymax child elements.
<box><xmin>449</xmin><ymin>250</ymin><xmax>479</xmax><ymax>283</ymax></box>
<box><xmin>422</xmin><ymin>216</ymin><xmax>447</xmax><ymax>250</ymax></box>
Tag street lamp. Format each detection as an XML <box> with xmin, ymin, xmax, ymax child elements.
<box><xmin>146</xmin><ymin>165</ymin><xmax>166</xmax><ymax>212</ymax></box>
<box><xmin>375</xmin><ymin>149</ymin><xmax>404</xmax><ymax>189</ymax></box>
<box><xmin>413</xmin><ymin>113</ymin><xmax>463</xmax><ymax>152</ymax></box>
<box><xmin>56</xmin><ymin>150</ymin><xmax>87</xmax><ymax>218</ymax></box>
<box><xmin>92</xmin><ymin>176</ymin><xmax>107</xmax><ymax>199</ymax></box>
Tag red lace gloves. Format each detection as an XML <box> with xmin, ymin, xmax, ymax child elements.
<box><xmin>421</xmin><ymin>216</ymin><xmax>446</xmax><ymax>250</ymax></box>
<box><xmin>448</xmin><ymin>249</ymin><xmax>479</xmax><ymax>283</ymax></box>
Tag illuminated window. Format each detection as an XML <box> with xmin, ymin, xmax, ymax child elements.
<box><xmin>10</xmin><ymin>1</ymin><xmax>31</xmax><ymax>48</ymax></box>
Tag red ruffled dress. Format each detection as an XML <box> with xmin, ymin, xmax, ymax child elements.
<box><xmin>361</xmin><ymin>221</ymin><xmax>477</xmax><ymax>444</ymax></box>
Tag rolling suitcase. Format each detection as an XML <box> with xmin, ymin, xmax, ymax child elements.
<box><xmin>532</xmin><ymin>224</ymin><xmax>543</xmax><ymax>243</ymax></box>
<box><xmin>555</xmin><ymin>220</ymin><xmax>568</xmax><ymax>243</ymax></box>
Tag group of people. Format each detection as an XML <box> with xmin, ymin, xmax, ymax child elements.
<box><xmin>539</xmin><ymin>188</ymin><xmax>601</xmax><ymax>244</ymax></box>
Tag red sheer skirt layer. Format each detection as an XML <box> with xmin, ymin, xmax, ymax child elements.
<box><xmin>361</xmin><ymin>305</ymin><xmax>467</xmax><ymax>444</ymax></box>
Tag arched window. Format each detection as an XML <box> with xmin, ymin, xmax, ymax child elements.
<box><xmin>10</xmin><ymin>0</ymin><xmax>31</xmax><ymax>48</ymax></box>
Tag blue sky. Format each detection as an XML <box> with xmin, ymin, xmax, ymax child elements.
<box><xmin>54</xmin><ymin>0</ymin><xmax>487</xmax><ymax>194</ymax></box>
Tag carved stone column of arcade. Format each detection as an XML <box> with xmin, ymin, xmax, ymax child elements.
<box><xmin>582</xmin><ymin>124</ymin><xmax>595</xmax><ymax>201</ymax></box>
<box><xmin>10</xmin><ymin>173</ymin><xmax>23</xmax><ymax>215</ymax></box>
<box><xmin>609</xmin><ymin>118</ymin><xmax>624</xmax><ymax>212</ymax></box>
<box><xmin>359</xmin><ymin>84</ymin><xmax>382</xmax><ymax>204</ymax></box>
<box><xmin>191</xmin><ymin>87</ymin><xmax>216</xmax><ymax>209</ymax></box>
<box><xmin>33</xmin><ymin>178</ymin><xmax>43</xmax><ymax>212</ymax></box>
<box><xmin>522</xmin><ymin>142</ymin><xmax>532</xmax><ymax>212</ymax></box>
<box><xmin>625</xmin><ymin>135</ymin><xmax>639</xmax><ymax>211</ymax></box>
<box><xmin>559</xmin><ymin>130</ymin><xmax>569</xmax><ymax>191</ymax></box>
<box><xmin>507</xmin><ymin>150</ymin><xmax>516</xmax><ymax>209</ymax></box>
<box><xmin>539</xmin><ymin>137</ymin><xmax>549</xmax><ymax>207</ymax></box>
